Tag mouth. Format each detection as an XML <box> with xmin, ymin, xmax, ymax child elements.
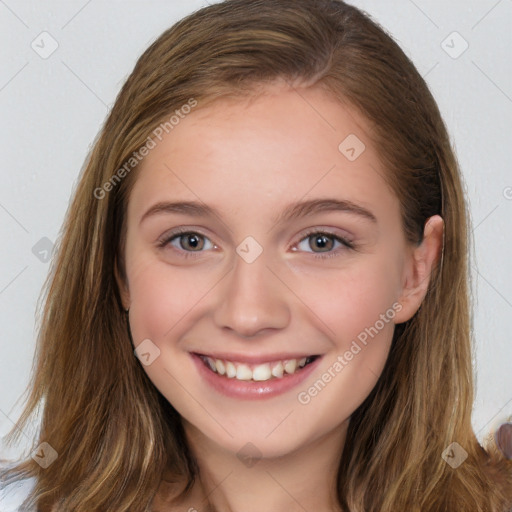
<box><xmin>195</xmin><ymin>353</ymin><xmax>321</xmax><ymax>382</ymax></box>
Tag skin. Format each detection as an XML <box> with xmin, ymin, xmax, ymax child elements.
<box><xmin>117</xmin><ymin>81</ymin><xmax>443</xmax><ymax>512</ymax></box>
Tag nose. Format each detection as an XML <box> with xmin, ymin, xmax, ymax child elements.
<box><xmin>213</xmin><ymin>247</ymin><xmax>291</xmax><ymax>338</ymax></box>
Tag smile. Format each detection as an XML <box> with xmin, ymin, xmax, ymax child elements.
<box><xmin>198</xmin><ymin>354</ymin><xmax>319</xmax><ymax>382</ymax></box>
<box><xmin>190</xmin><ymin>352</ymin><xmax>323</xmax><ymax>400</ymax></box>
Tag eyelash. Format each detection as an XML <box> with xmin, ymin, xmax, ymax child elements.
<box><xmin>157</xmin><ymin>227</ymin><xmax>355</xmax><ymax>260</ymax></box>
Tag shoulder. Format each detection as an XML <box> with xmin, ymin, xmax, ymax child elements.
<box><xmin>0</xmin><ymin>476</ymin><xmax>37</xmax><ymax>511</ymax></box>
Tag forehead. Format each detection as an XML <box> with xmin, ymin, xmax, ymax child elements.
<box><xmin>127</xmin><ymin>84</ymin><xmax>399</xmax><ymax>228</ymax></box>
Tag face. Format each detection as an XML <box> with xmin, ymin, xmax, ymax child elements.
<box><xmin>118</xmin><ymin>82</ymin><xmax>427</xmax><ymax>459</ymax></box>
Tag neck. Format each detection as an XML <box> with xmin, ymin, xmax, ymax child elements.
<box><xmin>181</xmin><ymin>421</ymin><xmax>348</xmax><ymax>512</ymax></box>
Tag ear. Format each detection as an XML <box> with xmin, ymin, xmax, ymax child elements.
<box><xmin>114</xmin><ymin>256</ymin><xmax>131</xmax><ymax>311</ymax></box>
<box><xmin>393</xmin><ymin>215</ymin><xmax>444</xmax><ymax>324</ymax></box>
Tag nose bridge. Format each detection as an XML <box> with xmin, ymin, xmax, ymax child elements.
<box><xmin>213</xmin><ymin>238</ymin><xmax>290</xmax><ymax>337</ymax></box>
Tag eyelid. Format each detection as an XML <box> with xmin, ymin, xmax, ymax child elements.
<box><xmin>293</xmin><ymin>228</ymin><xmax>355</xmax><ymax>258</ymax></box>
<box><xmin>296</xmin><ymin>226</ymin><xmax>355</xmax><ymax>245</ymax></box>
<box><xmin>157</xmin><ymin>225</ymin><xmax>356</xmax><ymax>261</ymax></box>
<box><xmin>157</xmin><ymin>227</ymin><xmax>217</xmax><ymax>252</ymax></box>
<box><xmin>158</xmin><ymin>226</ymin><xmax>212</xmax><ymax>242</ymax></box>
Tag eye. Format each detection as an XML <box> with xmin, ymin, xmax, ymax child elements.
<box><xmin>294</xmin><ymin>229</ymin><xmax>355</xmax><ymax>259</ymax></box>
<box><xmin>157</xmin><ymin>227</ymin><xmax>355</xmax><ymax>260</ymax></box>
<box><xmin>158</xmin><ymin>229</ymin><xmax>215</xmax><ymax>259</ymax></box>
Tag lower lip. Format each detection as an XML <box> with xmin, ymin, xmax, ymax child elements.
<box><xmin>190</xmin><ymin>353</ymin><xmax>322</xmax><ymax>400</ymax></box>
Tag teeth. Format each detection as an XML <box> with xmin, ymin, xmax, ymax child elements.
<box><xmin>225</xmin><ymin>361</ymin><xmax>237</xmax><ymax>378</ymax></box>
<box><xmin>236</xmin><ymin>364</ymin><xmax>253</xmax><ymax>381</ymax></box>
<box><xmin>201</xmin><ymin>355</ymin><xmax>315</xmax><ymax>382</ymax></box>
<box><xmin>215</xmin><ymin>359</ymin><xmax>226</xmax><ymax>375</ymax></box>
<box><xmin>271</xmin><ymin>361</ymin><xmax>284</xmax><ymax>378</ymax></box>
<box><xmin>252</xmin><ymin>363</ymin><xmax>272</xmax><ymax>381</ymax></box>
<box><xmin>284</xmin><ymin>359</ymin><xmax>297</xmax><ymax>374</ymax></box>
<box><xmin>205</xmin><ymin>357</ymin><xmax>216</xmax><ymax>372</ymax></box>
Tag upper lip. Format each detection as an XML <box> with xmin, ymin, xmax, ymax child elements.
<box><xmin>193</xmin><ymin>351</ymin><xmax>320</xmax><ymax>364</ymax></box>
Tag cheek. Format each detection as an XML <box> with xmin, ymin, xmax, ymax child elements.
<box><xmin>307</xmin><ymin>255</ymin><xmax>401</xmax><ymax>341</ymax></box>
<box><xmin>302</xmin><ymin>256</ymin><xmax>400</xmax><ymax>396</ymax></box>
<box><xmin>125</xmin><ymin>255</ymin><xmax>215</xmax><ymax>344</ymax></box>
<box><xmin>127</xmin><ymin>246</ymin><xmax>402</xmax><ymax>348</ymax></box>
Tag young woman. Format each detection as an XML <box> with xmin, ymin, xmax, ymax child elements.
<box><xmin>1</xmin><ymin>0</ymin><xmax>511</xmax><ymax>510</ymax></box>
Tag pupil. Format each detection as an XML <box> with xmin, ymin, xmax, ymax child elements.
<box><xmin>185</xmin><ymin>234</ymin><xmax>201</xmax><ymax>250</ymax></box>
<box><xmin>312</xmin><ymin>234</ymin><xmax>331</xmax><ymax>252</ymax></box>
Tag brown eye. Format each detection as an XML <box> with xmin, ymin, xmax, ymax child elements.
<box><xmin>158</xmin><ymin>230</ymin><xmax>215</xmax><ymax>257</ymax></box>
<box><xmin>294</xmin><ymin>230</ymin><xmax>354</xmax><ymax>260</ymax></box>
<box><xmin>308</xmin><ymin>233</ymin><xmax>335</xmax><ymax>253</ymax></box>
<box><xmin>178</xmin><ymin>233</ymin><xmax>205</xmax><ymax>251</ymax></box>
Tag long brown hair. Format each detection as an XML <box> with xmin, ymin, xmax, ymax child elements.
<box><xmin>1</xmin><ymin>0</ymin><xmax>511</xmax><ymax>510</ymax></box>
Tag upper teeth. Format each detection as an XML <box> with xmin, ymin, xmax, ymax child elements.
<box><xmin>200</xmin><ymin>356</ymin><xmax>311</xmax><ymax>382</ymax></box>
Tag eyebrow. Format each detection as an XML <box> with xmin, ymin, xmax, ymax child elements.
<box><xmin>139</xmin><ymin>198</ymin><xmax>377</xmax><ymax>226</ymax></box>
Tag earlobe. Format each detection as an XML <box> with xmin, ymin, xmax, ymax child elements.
<box><xmin>394</xmin><ymin>215</ymin><xmax>444</xmax><ymax>324</ymax></box>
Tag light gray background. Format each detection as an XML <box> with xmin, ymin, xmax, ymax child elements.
<box><xmin>0</xmin><ymin>0</ymin><xmax>511</xmax><ymax>458</ymax></box>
